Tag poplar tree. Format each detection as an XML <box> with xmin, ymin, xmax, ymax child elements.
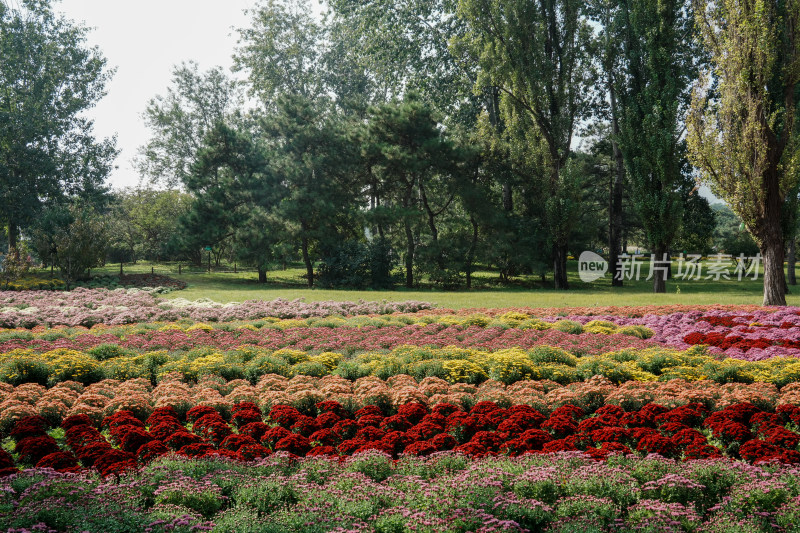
<box><xmin>456</xmin><ymin>0</ymin><xmax>595</xmax><ymax>289</ymax></box>
<box><xmin>687</xmin><ymin>0</ymin><xmax>800</xmax><ymax>305</ymax></box>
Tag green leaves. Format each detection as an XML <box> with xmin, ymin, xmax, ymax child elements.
<box><xmin>0</xmin><ymin>0</ymin><xmax>116</xmax><ymax>245</ymax></box>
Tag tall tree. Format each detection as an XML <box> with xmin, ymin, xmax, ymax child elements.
<box><xmin>137</xmin><ymin>62</ymin><xmax>243</xmax><ymax>188</ymax></box>
<box><xmin>264</xmin><ymin>95</ymin><xmax>361</xmax><ymax>287</ymax></box>
<box><xmin>615</xmin><ymin>0</ymin><xmax>697</xmax><ymax>292</ymax></box>
<box><xmin>687</xmin><ymin>0</ymin><xmax>800</xmax><ymax>305</ymax></box>
<box><xmin>456</xmin><ymin>0</ymin><xmax>595</xmax><ymax>289</ymax></box>
<box><xmin>109</xmin><ymin>188</ymin><xmax>192</xmax><ymax>263</ymax></box>
<box><xmin>234</xmin><ymin>0</ymin><xmax>326</xmax><ymax>106</ymax></box>
<box><xmin>0</xmin><ymin>0</ymin><xmax>116</xmax><ymax>252</ymax></box>
<box><xmin>176</xmin><ymin>122</ymin><xmax>276</xmax><ymax>280</ymax></box>
<box><xmin>588</xmin><ymin>0</ymin><xmax>627</xmax><ymax>286</ymax></box>
<box><xmin>326</xmin><ymin>0</ymin><xmax>474</xmax><ymax>119</ymax></box>
<box><xmin>365</xmin><ymin>96</ymin><xmax>466</xmax><ymax>288</ymax></box>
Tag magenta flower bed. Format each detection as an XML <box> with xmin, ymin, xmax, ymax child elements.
<box><xmin>0</xmin><ymin>323</ymin><xmax>658</xmax><ymax>354</ymax></box>
<box><xmin>555</xmin><ymin>308</ymin><xmax>800</xmax><ymax>360</ymax></box>
<box><xmin>0</xmin><ymin>288</ymin><xmax>434</xmax><ymax>327</ymax></box>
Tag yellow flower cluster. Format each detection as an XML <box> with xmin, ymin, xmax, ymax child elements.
<box><xmin>7</xmin><ymin>340</ymin><xmax>800</xmax><ymax>389</ymax></box>
<box><xmin>3</xmin><ymin>277</ymin><xmax>65</xmax><ymax>291</ymax></box>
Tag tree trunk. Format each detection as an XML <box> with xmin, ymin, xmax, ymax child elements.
<box><xmin>502</xmin><ymin>184</ymin><xmax>513</xmax><ymax>212</ymax></box>
<box><xmin>419</xmin><ymin>183</ymin><xmax>445</xmax><ymax>271</ymax></box>
<box><xmin>404</xmin><ymin>219</ymin><xmax>414</xmax><ymax>289</ymax></box>
<box><xmin>652</xmin><ymin>245</ymin><xmax>668</xmax><ymax>293</ymax></box>
<box><xmin>609</xmin><ymin>83</ymin><xmax>625</xmax><ymax>287</ymax></box>
<box><xmin>403</xmin><ymin>184</ymin><xmax>415</xmax><ymax>289</ymax></box>
<box><xmin>466</xmin><ymin>215</ymin><xmax>479</xmax><ymax>289</ymax></box>
<box><xmin>258</xmin><ymin>268</ymin><xmax>267</xmax><ymax>283</ymax></box>
<box><xmin>7</xmin><ymin>223</ymin><xmax>18</xmax><ymax>254</ymax></box>
<box><xmin>553</xmin><ymin>243</ymin><xmax>569</xmax><ymax>290</ymax></box>
<box><xmin>762</xmin><ymin>238</ymin><xmax>786</xmax><ymax>305</ymax></box>
<box><xmin>301</xmin><ymin>235</ymin><xmax>313</xmax><ymax>288</ymax></box>
<box><xmin>788</xmin><ymin>237</ymin><xmax>796</xmax><ymax>286</ymax></box>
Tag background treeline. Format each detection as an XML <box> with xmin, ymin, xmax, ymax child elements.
<box><xmin>2</xmin><ymin>0</ymin><xmax>796</xmax><ymax>299</ymax></box>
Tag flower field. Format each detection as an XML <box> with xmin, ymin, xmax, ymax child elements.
<box><xmin>4</xmin><ymin>290</ymin><xmax>800</xmax><ymax>531</ymax></box>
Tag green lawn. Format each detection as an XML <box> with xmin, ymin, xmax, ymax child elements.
<box><xmin>79</xmin><ymin>260</ymin><xmax>800</xmax><ymax>309</ymax></box>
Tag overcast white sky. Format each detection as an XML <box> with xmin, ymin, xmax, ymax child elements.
<box><xmin>54</xmin><ymin>0</ymin><xmax>264</xmax><ymax>190</ymax></box>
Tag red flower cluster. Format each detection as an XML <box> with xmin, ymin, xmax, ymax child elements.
<box><xmin>683</xmin><ymin>314</ymin><xmax>800</xmax><ymax>352</ymax></box>
<box><xmin>5</xmin><ymin>399</ymin><xmax>800</xmax><ymax>477</ymax></box>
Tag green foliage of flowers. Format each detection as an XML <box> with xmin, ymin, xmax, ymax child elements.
<box><xmin>8</xmin><ymin>340</ymin><xmax>800</xmax><ymax>388</ymax></box>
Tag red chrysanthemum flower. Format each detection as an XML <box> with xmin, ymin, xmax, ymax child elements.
<box><xmin>338</xmin><ymin>438</ymin><xmax>368</xmax><ymax>455</ymax></box>
<box><xmin>406</xmin><ymin>422</ymin><xmax>443</xmax><ymax>441</ymax></box>
<box><xmin>239</xmin><ymin>421</ymin><xmax>270</xmax><ymax>441</ymax></box>
<box><xmin>232</xmin><ymin>402</ymin><xmax>261</xmax><ymax>416</ymax></box>
<box><xmin>145</xmin><ymin>406</ymin><xmax>180</xmax><ymax>426</ymax></box>
<box><xmin>309</xmin><ymin>428</ymin><xmax>338</xmax><ymax>446</ymax></box>
<box><xmin>221</xmin><ymin>434</ymin><xmax>258</xmax><ymax>451</ymax></box>
<box><xmin>379</xmin><ymin>414</ymin><xmax>411</xmax><ymax>432</ymax></box>
<box><xmin>238</xmin><ymin>443</ymin><xmax>272</xmax><ymax>460</ymax></box>
<box><xmin>683</xmin><ymin>443</ymin><xmax>722</xmax><ymax>461</ymax></box>
<box><xmin>357</xmin><ymin>414</ymin><xmax>385</xmax><ymax>429</ymax></box>
<box><xmin>453</xmin><ymin>441</ymin><xmax>490</xmax><ymax>457</ymax></box>
<box><xmin>149</xmin><ymin>419</ymin><xmax>186</xmax><ymax>441</ymax></box>
<box><xmin>430</xmin><ymin>433</ymin><xmax>457</xmax><ymax>451</ymax></box>
<box><xmin>164</xmin><ymin>430</ymin><xmax>204</xmax><ymax>451</ymax></box>
<box><xmin>10</xmin><ymin>415</ymin><xmax>49</xmax><ymax>440</ymax></box>
<box><xmin>275</xmin><ymin>434</ymin><xmax>311</xmax><ymax>455</ymax></box>
<box><xmin>356</xmin><ymin>426</ymin><xmax>386</xmax><ymax>442</ymax></box>
<box><xmin>541</xmin><ymin>438</ymin><xmax>578</xmax><ymax>453</ymax></box>
<box><xmin>15</xmin><ymin>435</ymin><xmax>60</xmax><ymax>464</ymax></box>
<box><xmin>316</xmin><ymin>411</ymin><xmax>342</xmax><ymax>429</ymax></box>
<box><xmin>35</xmin><ymin>451</ymin><xmax>79</xmax><ymax>473</ymax></box>
<box><xmin>671</xmin><ymin>428</ymin><xmax>706</xmax><ymax>448</ymax></box>
<box><xmin>261</xmin><ymin>426</ymin><xmax>293</xmax><ymax>448</ymax></box>
<box><xmin>594</xmin><ymin>405</ymin><xmax>625</xmax><ymax>418</ymax></box>
<box><xmin>431</xmin><ymin>403</ymin><xmax>460</xmax><ymax>417</ymax></box>
<box><xmin>120</xmin><ymin>427</ymin><xmax>154</xmax><ymax>453</ymax></box>
<box><xmin>541</xmin><ymin>416</ymin><xmax>578</xmax><ymax>438</ymax></box>
<box><xmin>306</xmin><ymin>445</ymin><xmax>337</xmax><ymax>457</ymax></box>
<box><xmin>332</xmin><ymin>419</ymin><xmax>358</xmax><ymax>440</ymax></box>
<box><xmin>403</xmin><ymin>440</ymin><xmax>437</xmax><ymax>457</ymax></box>
<box><xmin>636</xmin><ymin>434</ymin><xmax>677</xmax><ymax>458</ymax></box>
<box><xmin>136</xmin><ymin>440</ymin><xmax>169</xmax><ymax>464</ymax></box>
<box><xmin>590</xmin><ymin>426</ymin><xmax>631</xmax><ymax>444</ymax></box>
<box><xmin>469</xmin><ymin>401</ymin><xmax>501</xmax><ymax>416</ymax></box>
<box><xmin>268</xmin><ymin>405</ymin><xmax>304</xmax><ymax>428</ymax></box>
<box><xmin>231</xmin><ymin>409</ymin><xmax>262</xmax><ymax>428</ymax></box>
<box><xmin>397</xmin><ymin>403</ymin><xmax>428</xmax><ymax>423</ymax></box>
<box><xmin>75</xmin><ymin>441</ymin><xmax>113</xmax><ymax>467</ymax></box>
<box><xmin>550</xmin><ymin>404</ymin><xmax>584</xmax><ymax>421</ymax></box>
<box><xmin>61</xmin><ymin>414</ymin><xmax>95</xmax><ymax>431</ymax></box>
<box><xmin>186</xmin><ymin>405</ymin><xmax>219</xmax><ymax>424</ymax></box>
<box><xmin>177</xmin><ymin>442</ymin><xmax>216</xmax><ymax>457</ymax></box>
<box><xmin>764</xmin><ymin>427</ymin><xmax>800</xmax><ymax>449</ymax></box>
<box><xmin>354</xmin><ymin>405</ymin><xmax>383</xmax><ymax>419</ymax></box>
<box><xmin>739</xmin><ymin>439</ymin><xmax>782</xmax><ymax>463</ymax></box>
<box><xmin>316</xmin><ymin>400</ymin><xmax>345</xmax><ymax>416</ymax></box>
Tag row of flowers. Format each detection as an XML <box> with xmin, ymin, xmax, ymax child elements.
<box><xmin>7</xmin><ymin>343</ymin><xmax>800</xmax><ymax>390</ymax></box>
<box><xmin>553</xmin><ymin>308</ymin><xmax>800</xmax><ymax>360</ymax></box>
<box><xmin>0</xmin><ymin>321</ymin><xmax>660</xmax><ymax>364</ymax></box>
<box><xmin>5</xmin><ymin>451</ymin><xmax>800</xmax><ymax>533</ymax></box>
<box><xmin>0</xmin><ymin>289</ymin><xmax>436</xmax><ymax>328</ymax></box>
<box><xmin>7</xmin><ymin>395</ymin><xmax>800</xmax><ymax>477</ymax></box>
<box><xmin>0</xmin><ymin>315</ymin><xmax>655</xmax><ymax>350</ymax></box>
<box><xmin>7</xmin><ymin>308</ymin><xmax>800</xmax><ymax>362</ymax></box>
<box><xmin>6</xmin><ymin>374</ymin><xmax>799</xmax><ymax>434</ymax></box>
